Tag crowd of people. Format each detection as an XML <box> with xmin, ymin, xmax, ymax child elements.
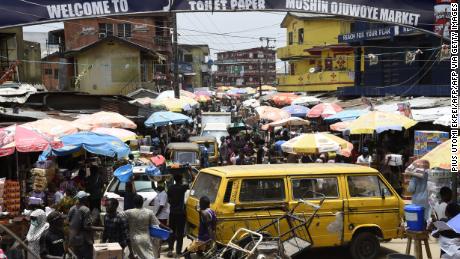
<box><xmin>24</xmin><ymin>173</ymin><xmax>217</xmax><ymax>259</ymax></box>
<box><xmin>4</xmin><ymin>96</ymin><xmax>452</xmax><ymax>259</ymax></box>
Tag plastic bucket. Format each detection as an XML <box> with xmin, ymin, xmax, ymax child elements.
<box><xmin>149</xmin><ymin>226</ymin><xmax>170</xmax><ymax>240</ymax></box>
<box><xmin>404</xmin><ymin>204</ymin><xmax>425</xmax><ymax>231</ymax></box>
<box><xmin>113</xmin><ymin>164</ymin><xmax>133</xmax><ymax>183</ymax></box>
<box><xmin>387</xmin><ymin>253</ymin><xmax>416</xmax><ymax>259</ymax></box>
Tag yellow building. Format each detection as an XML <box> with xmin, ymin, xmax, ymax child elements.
<box><xmin>67</xmin><ymin>37</ymin><xmax>165</xmax><ymax>95</ymax></box>
<box><xmin>277</xmin><ymin>13</ymin><xmax>355</xmax><ymax>92</ymax></box>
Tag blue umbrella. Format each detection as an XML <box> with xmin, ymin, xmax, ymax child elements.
<box><xmin>39</xmin><ymin>132</ymin><xmax>130</xmax><ymax>160</ymax></box>
<box><xmin>114</xmin><ymin>164</ymin><xmax>133</xmax><ymax>183</ymax></box>
<box><xmin>282</xmin><ymin>105</ymin><xmax>310</xmax><ymax>118</ymax></box>
<box><xmin>324</xmin><ymin>109</ymin><xmax>368</xmax><ymax>122</ymax></box>
<box><xmin>145</xmin><ymin>111</ymin><xmax>192</xmax><ymax>127</ymax></box>
<box><xmin>227</xmin><ymin>88</ymin><xmax>247</xmax><ymax>95</ymax></box>
<box><xmin>274</xmin><ymin>140</ymin><xmax>286</xmax><ymax>151</ymax></box>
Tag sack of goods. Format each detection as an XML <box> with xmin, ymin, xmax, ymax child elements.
<box><xmin>31</xmin><ymin>167</ymin><xmax>56</xmax><ymax>183</ymax></box>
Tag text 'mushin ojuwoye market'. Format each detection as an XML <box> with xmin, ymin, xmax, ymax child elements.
<box><xmin>0</xmin><ymin>0</ymin><xmax>440</xmax><ymax>32</ymax></box>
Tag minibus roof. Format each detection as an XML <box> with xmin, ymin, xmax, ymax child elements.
<box><xmin>201</xmin><ymin>163</ymin><xmax>379</xmax><ymax>178</ymax></box>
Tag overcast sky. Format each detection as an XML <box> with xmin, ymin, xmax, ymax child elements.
<box><xmin>23</xmin><ymin>12</ymin><xmax>287</xmax><ymax>61</ymax></box>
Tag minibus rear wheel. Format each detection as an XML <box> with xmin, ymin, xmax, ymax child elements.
<box><xmin>350</xmin><ymin>231</ymin><xmax>380</xmax><ymax>259</ymax></box>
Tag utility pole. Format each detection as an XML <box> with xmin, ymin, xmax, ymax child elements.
<box><xmin>259</xmin><ymin>37</ymin><xmax>276</xmax><ymax>97</ymax></box>
<box><xmin>172</xmin><ymin>13</ymin><xmax>180</xmax><ymax>99</ymax></box>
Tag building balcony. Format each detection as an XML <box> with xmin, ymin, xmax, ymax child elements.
<box><xmin>214</xmin><ymin>70</ymin><xmax>276</xmax><ymax>77</ymax></box>
<box><xmin>277</xmin><ymin>44</ymin><xmax>313</xmax><ymax>60</ymax></box>
<box><xmin>277</xmin><ymin>70</ymin><xmax>354</xmax><ymax>92</ymax></box>
<box><xmin>214</xmin><ymin>58</ymin><xmax>276</xmax><ymax>65</ymax></box>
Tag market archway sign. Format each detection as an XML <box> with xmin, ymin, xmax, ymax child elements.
<box><xmin>0</xmin><ymin>0</ymin><xmax>447</xmax><ymax>37</ymax></box>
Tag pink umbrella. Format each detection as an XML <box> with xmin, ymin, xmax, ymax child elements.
<box><xmin>330</xmin><ymin>121</ymin><xmax>352</xmax><ymax>132</ymax></box>
<box><xmin>255</xmin><ymin>106</ymin><xmax>291</xmax><ymax>122</ymax></box>
<box><xmin>272</xmin><ymin>93</ymin><xmax>299</xmax><ymax>106</ymax></box>
<box><xmin>74</xmin><ymin>111</ymin><xmax>137</xmax><ymax>129</ymax></box>
<box><xmin>23</xmin><ymin>118</ymin><xmax>89</xmax><ymax>137</ymax></box>
<box><xmin>307</xmin><ymin>103</ymin><xmax>343</xmax><ymax>118</ymax></box>
<box><xmin>0</xmin><ymin>125</ymin><xmax>63</xmax><ymax>157</ymax></box>
<box><xmin>194</xmin><ymin>90</ymin><xmax>212</xmax><ymax>97</ymax></box>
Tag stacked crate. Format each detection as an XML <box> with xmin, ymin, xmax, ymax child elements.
<box><xmin>4</xmin><ymin>180</ymin><xmax>20</xmax><ymax>215</ymax></box>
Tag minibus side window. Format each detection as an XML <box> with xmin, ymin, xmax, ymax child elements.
<box><xmin>348</xmin><ymin>175</ymin><xmax>392</xmax><ymax>198</ymax></box>
<box><xmin>239</xmin><ymin>178</ymin><xmax>285</xmax><ymax>202</ymax></box>
<box><xmin>223</xmin><ymin>181</ymin><xmax>233</xmax><ymax>203</ymax></box>
<box><xmin>291</xmin><ymin>177</ymin><xmax>339</xmax><ymax>199</ymax></box>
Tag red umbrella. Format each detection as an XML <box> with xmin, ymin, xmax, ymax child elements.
<box><xmin>307</xmin><ymin>103</ymin><xmax>343</xmax><ymax>118</ymax></box>
<box><xmin>272</xmin><ymin>93</ymin><xmax>299</xmax><ymax>106</ymax></box>
<box><xmin>0</xmin><ymin>125</ymin><xmax>63</xmax><ymax>157</ymax></box>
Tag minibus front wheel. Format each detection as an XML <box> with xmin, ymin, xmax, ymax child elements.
<box><xmin>349</xmin><ymin>231</ymin><xmax>380</xmax><ymax>259</ymax></box>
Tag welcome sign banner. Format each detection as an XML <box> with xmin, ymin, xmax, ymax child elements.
<box><xmin>0</xmin><ymin>0</ymin><xmax>438</xmax><ymax>33</ymax></box>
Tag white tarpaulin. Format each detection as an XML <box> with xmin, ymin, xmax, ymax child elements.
<box><xmin>411</xmin><ymin>106</ymin><xmax>451</xmax><ymax>122</ymax></box>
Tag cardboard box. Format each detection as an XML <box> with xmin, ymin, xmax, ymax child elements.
<box><xmin>93</xmin><ymin>243</ymin><xmax>123</xmax><ymax>259</ymax></box>
<box><xmin>414</xmin><ymin>130</ymin><xmax>449</xmax><ymax>156</ymax></box>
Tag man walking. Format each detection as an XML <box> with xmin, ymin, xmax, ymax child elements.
<box><xmin>153</xmin><ymin>182</ymin><xmax>170</xmax><ymax>257</ymax></box>
<box><xmin>40</xmin><ymin>211</ymin><xmax>65</xmax><ymax>259</ymax></box>
<box><xmin>102</xmin><ymin>198</ymin><xmax>130</xmax><ymax>250</ymax></box>
<box><xmin>68</xmin><ymin>191</ymin><xmax>93</xmax><ymax>259</ymax></box>
<box><xmin>167</xmin><ymin>174</ymin><xmax>188</xmax><ymax>257</ymax></box>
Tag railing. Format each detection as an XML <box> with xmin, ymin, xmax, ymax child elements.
<box><xmin>214</xmin><ymin>58</ymin><xmax>276</xmax><ymax>64</ymax></box>
<box><xmin>277</xmin><ymin>45</ymin><xmax>313</xmax><ymax>60</ymax></box>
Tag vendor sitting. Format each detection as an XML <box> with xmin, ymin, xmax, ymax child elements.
<box><xmin>182</xmin><ymin>196</ymin><xmax>217</xmax><ymax>259</ymax></box>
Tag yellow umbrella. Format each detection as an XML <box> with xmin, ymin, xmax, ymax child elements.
<box><xmin>348</xmin><ymin>111</ymin><xmax>417</xmax><ymax>134</ymax></box>
<box><xmin>91</xmin><ymin>127</ymin><xmax>137</xmax><ymax>142</ymax></box>
<box><xmin>244</xmin><ymin>87</ymin><xmax>257</xmax><ymax>94</ymax></box>
<box><xmin>157</xmin><ymin>90</ymin><xmax>196</xmax><ymax>100</ymax></box>
<box><xmin>281</xmin><ymin>132</ymin><xmax>353</xmax><ymax>157</ymax></box>
<box><xmin>217</xmin><ymin>86</ymin><xmax>234</xmax><ymax>92</ymax></box>
<box><xmin>259</xmin><ymin>85</ymin><xmax>277</xmax><ymax>91</ymax></box>
<box><xmin>421</xmin><ymin>139</ymin><xmax>453</xmax><ymax>169</ymax></box>
<box><xmin>154</xmin><ymin>97</ymin><xmax>198</xmax><ymax>112</ymax></box>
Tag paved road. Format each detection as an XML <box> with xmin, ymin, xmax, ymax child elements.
<box><xmin>159</xmin><ymin>238</ymin><xmax>440</xmax><ymax>259</ymax></box>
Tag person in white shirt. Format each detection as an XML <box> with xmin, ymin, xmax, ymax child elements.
<box><xmin>152</xmin><ymin>183</ymin><xmax>170</xmax><ymax>258</ymax></box>
<box><xmin>356</xmin><ymin>147</ymin><xmax>372</xmax><ymax>166</ymax></box>
<box><xmin>434</xmin><ymin>187</ymin><xmax>453</xmax><ymax>221</ymax></box>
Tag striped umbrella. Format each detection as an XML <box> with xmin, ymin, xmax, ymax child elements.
<box><xmin>281</xmin><ymin>132</ymin><xmax>353</xmax><ymax>157</ymax></box>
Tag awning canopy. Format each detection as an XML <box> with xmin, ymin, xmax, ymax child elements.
<box><xmin>39</xmin><ymin>132</ymin><xmax>130</xmax><ymax>160</ymax></box>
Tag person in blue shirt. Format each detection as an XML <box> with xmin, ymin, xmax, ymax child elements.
<box><xmin>183</xmin><ymin>196</ymin><xmax>216</xmax><ymax>259</ymax></box>
<box><xmin>201</xmin><ymin>142</ymin><xmax>210</xmax><ymax>168</ymax></box>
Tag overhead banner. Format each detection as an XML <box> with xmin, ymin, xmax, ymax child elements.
<box><xmin>0</xmin><ymin>0</ymin><xmax>438</xmax><ymax>33</ymax></box>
